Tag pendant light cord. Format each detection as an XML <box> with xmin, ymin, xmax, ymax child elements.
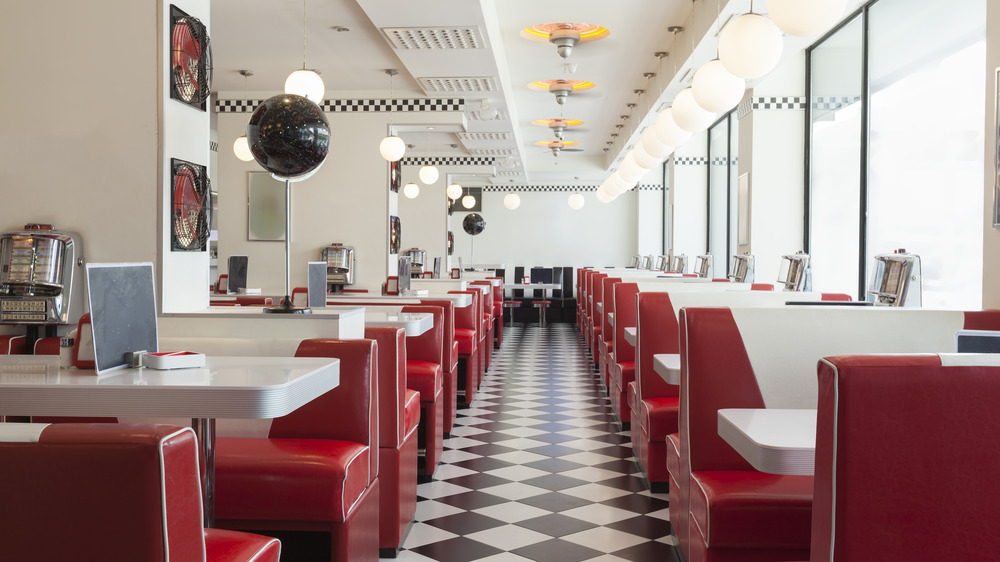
<box><xmin>302</xmin><ymin>0</ymin><xmax>308</xmax><ymax>69</ymax></box>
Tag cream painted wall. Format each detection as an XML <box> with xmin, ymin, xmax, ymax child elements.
<box><xmin>216</xmin><ymin>109</ymin><xmax>442</xmax><ymax>294</ymax></box>
<box><xmin>451</xmin><ymin>189</ymin><xmax>637</xmax><ymax>281</ymax></box>
<box><xmin>0</xmin><ymin>1</ymin><xmax>212</xmax><ymax>321</ymax></box>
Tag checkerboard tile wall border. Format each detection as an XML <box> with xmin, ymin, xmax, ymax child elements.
<box><xmin>401</xmin><ymin>157</ymin><xmax>495</xmax><ymax>166</ymax></box>
<box><xmin>737</xmin><ymin>96</ymin><xmax>808</xmax><ymax>118</ymax></box>
<box><xmin>812</xmin><ymin>96</ymin><xmax>862</xmax><ymax>111</ymax></box>
<box><xmin>216</xmin><ymin>98</ymin><xmax>465</xmax><ymax>113</ymax></box>
<box><xmin>481</xmin><ymin>184</ymin><xmax>662</xmax><ymax>193</ymax></box>
<box><xmin>674</xmin><ymin>156</ymin><xmax>708</xmax><ymax>166</ymax></box>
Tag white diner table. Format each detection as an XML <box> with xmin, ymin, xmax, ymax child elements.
<box><xmin>0</xmin><ymin>354</ymin><xmax>341</xmax><ymax>526</ymax></box>
<box><xmin>365</xmin><ymin>311</ymin><xmax>432</xmax><ymax>336</ymax></box>
<box><xmin>326</xmin><ymin>292</ymin><xmax>473</xmax><ymax>308</ymax></box>
<box><xmin>717</xmin><ymin>408</ymin><xmax>816</xmax><ymax>476</ymax></box>
<box><xmin>508</xmin><ymin>282</ymin><xmax>561</xmax><ymax>299</ymax></box>
<box><xmin>653</xmin><ymin>353</ymin><xmax>680</xmax><ymax>385</ymax></box>
<box><xmin>624</xmin><ymin>327</ymin><xmax>637</xmax><ymax>346</ymax></box>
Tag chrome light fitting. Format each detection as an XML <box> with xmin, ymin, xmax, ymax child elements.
<box><xmin>522</xmin><ymin>22</ymin><xmax>610</xmax><ymax>59</ymax></box>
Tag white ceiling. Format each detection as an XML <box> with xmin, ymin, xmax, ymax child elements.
<box><xmin>210</xmin><ymin>0</ymin><xmax>694</xmax><ymax>186</ymax></box>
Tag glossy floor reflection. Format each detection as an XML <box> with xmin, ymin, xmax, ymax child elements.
<box><xmin>386</xmin><ymin>323</ymin><xmax>680</xmax><ymax>562</ymax></box>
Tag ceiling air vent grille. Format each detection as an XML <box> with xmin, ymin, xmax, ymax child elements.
<box><xmin>468</xmin><ymin>148</ymin><xmax>517</xmax><ymax>156</ymax></box>
<box><xmin>457</xmin><ymin>132</ymin><xmax>512</xmax><ymax>142</ymax></box>
<box><xmin>418</xmin><ymin>76</ymin><xmax>496</xmax><ymax>93</ymax></box>
<box><xmin>383</xmin><ymin>27</ymin><xmax>484</xmax><ymax>50</ymax></box>
<box><xmin>496</xmin><ymin>170</ymin><xmax>521</xmax><ymax>176</ymax></box>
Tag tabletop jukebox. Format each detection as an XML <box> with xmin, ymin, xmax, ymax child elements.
<box><xmin>0</xmin><ymin>224</ymin><xmax>84</xmax><ymax>325</ymax></box>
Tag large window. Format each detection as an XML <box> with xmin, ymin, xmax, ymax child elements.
<box><xmin>808</xmin><ymin>0</ymin><xmax>984</xmax><ymax>306</ymax></box>
<box><xmin>708</xmin><ymin>112</ymin><xmax>739</xmax><ymax>277</ymax></box>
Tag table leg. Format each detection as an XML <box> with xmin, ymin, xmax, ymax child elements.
<box><xmin>192</xmin><ymin>417</ymin><xmax>216</xmax><ymax>528</ymax></box>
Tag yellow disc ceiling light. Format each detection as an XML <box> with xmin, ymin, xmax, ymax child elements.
<box><xmin>521</xmin><ymin>22</ymin><xmax>609</xmax><ymax>58</ymax></box>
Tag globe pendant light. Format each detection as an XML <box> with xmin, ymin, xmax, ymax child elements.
<box><xmin>446</xmin><ymin>183</ymin><xmax>463</xmax><ymax>200</ymax></box>
<box><xmin>631</xmin><ymin>142</ymin><xmax>662</xmax><ymax>170</ymax></box>
<box><xmin>380</xmin><ymin>69</ymin><xmax>405</xmax><ymax>162</ymax></box>
<box><xmin>403</xmin><ymin>182</ymin><xmax>419</xmax><ymax>199</ymax></box>
<box><xmin>233</xmin><ymin>70</ymin><xmax>256</xmax><ymax>161</ymax></box>
<box><xmin>284</xmin><ymin>0</ymin><xmax>325</xmax><ymax>103</ymax></box>
<box><xmin>503</xmin><ymin>193</ymin><xmax>521</xmax><ymax>209</ymax></box>
<box><xmin>418</xmin><ymin>165</ymin><xmax>439</xmax><ymax>185</ymax></box>
<box><xmin>461</xmin><ymin>194</ymin><xmax>476</xmax><ymax>209</ymax></box>
<box><xmin>619</xmin><ymin>152</ymin><xmax>649</xmax><ymax>182</ymax></box>
<box><xmin>654</xmin><ymin>107</ymin><xmax>693</xmax><ymax>147</ymax></box>
<box><xmin>640</xmin><ymin>126</ymin><xmax>674</xmax><ymax>160</ymax></box>
<box><xmin>595</xmin><ymin>184</ymin><xmax>614</xmax><ymax>203</ymax></box>
<box><xmin>233</xmin><ymin>136</ymin><xmax>254</xmax><ymax>162</ymax></box>
<box><xmin>767</xmin><ymin>0</ymin><xmax>847</xmax><ymax>37</ymax></box>
<box><xmin>567</xmin><ymin>193</ymin><xmax>585</xmax><ymax>210</ymax></box>
<box><xmin>692</xmin><ymin>60</ymin><xmax>745</xmax><ymax>113</ymax></box>
<box><xmin>671</xmin><ymin>88</ymin><xmax>716</xmax><ymax>133</ymax></box>
<box><xmin>718</xmin><ymin>13</ymin><xmax>783</xmax><ymax>80</ymax></box>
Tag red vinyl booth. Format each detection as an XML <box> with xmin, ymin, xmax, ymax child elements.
<box><xmin>0</xmin><ymin>423</ymin><xmax>281</xmax><ymax>562</ymax></box>
<box><xmin>399</xmin><ymin>305</ymin><xmax>445</xmax><ymax>478</ymax></box>
<box><xmin>586</xmin><ymin>273</ymin><xmax>608</xmax><ymax>360</ymax></box>
<box><xmin>634</xmin><ymin>292</ymin><xmax>679</xmax><ymax>492</ymax></box>
<box><xmin>676</xmin><ymin>306</ymin><xmax>1000</xmax><ymax>562</ymax></box>
<box><xmin>607</xmin><ymin>282</ymin><xmax>638</xmax><ymax>430</ymax></box>
<box><xmin>806</xmin><ymin>353</ymin><xmax>1000</xmax><ymax>561</ymax></box>
<box><xmin>0</xmin><ymin>334</ymin><xmax>25</xmax><ymax>354</ymax></box>
<box><xmin>420</xmin><ymin>299</ymin><xmax>459</xmax><ymax>435</ymax></box>
<box><xmin>450</xmin><ymin>289</ymin><xmax>482</xmax><ymax>407</ymax></box>
<box><xmin>486</xmin><ymin>277</ymin><xmax>505</xmax><ymax>348</ymax></box>
<box><xmin>215</xmin><ymin>338</ymin><xmax>380</xmax><ymax>562</ymax></box>
<box><xmin>598</xmin><ymin>277</ymin><xmax>621</xmax><ymax>396</ymax></box>
<box><xmin>363</xmin><ymin>326</ymin><xmax>420</xmax><ymax>556</ymax></box>
<box><xmin>470</xmin><ymin>281</ymin><xmax>496</xmax><ymax>372</ymax></box>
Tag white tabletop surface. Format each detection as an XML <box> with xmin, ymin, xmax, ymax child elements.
<box><xmin>717</xmin><ymin>408</ymin><xmax>816</xmax><ymax>476</ymax></box>
<box><xmin>596</xmin><ymin>302</ymin><xmax>603</xmax><ymax>314</ymax></box>
<box><xmin>624</xmin><ymin>327</ymin><xmax>637</xmax><ymax>346</ymax></box>
<box><xmin>365</xmin><ymin>311</ymin><xmax>432</xmax><ymax>336</ymax></box>
<box><xmin>0</xmin><ymin>355</ymin><xmax>340</xmax><ymax>419</ymax></box>
<box><xmin>326</xmin><ymin>293</ymin><xmax>472</xmax><ymax>308</ymax></box>
<box><xmin>607</xmin><ymin>312</ymin><xmax>614</xmax><ymax>326</ymax></box>
<box><xmin>653</xmin><ymin>353</ymin><xmax>680</xmax><ymax>385</ymax></box>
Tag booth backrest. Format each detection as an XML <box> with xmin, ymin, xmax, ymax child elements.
<box><xmin>612</xmin><ymin>282</ymin><xmax>639</xmax><ymax>365</ymax></box>
<box><xmin>588</xmin><ymin>273</ymin><xmax>608</xmax><ymax>324</ymax></box>
<box><xmin>364</xmin><ymin>326</ymin><xmax>407</xmax><ymax>449</ymax></box>
<box><xmin>635</xmin><ymin>292</ymin><xmax>680</xmax><ymax>405</ymax></box>
<box><xmin>812</xmin><ymin>353</ymin><xmax>1000</xmax><ymax>561</ymax></box>
<box><xmin>399</xmin><ymin>305</ymin><xmax>444</xmax><ymax>367</ymax></box>
<box><xmin>679</xmin><ymin>306</ymin><xmax>1000</xmax><ymax>475</ymax></box>
<box><xmin>0</xmin><ymin>334</ymin><xmax>26</xmax><ymax>355</ymax></box>
<box><xmin>288</xmin><ymin>338</ymin><xmax>378</xmax><ymax>482</ymax></box>
<box><xmin>0</xmin><ymin>423</ymin><xmax>210</xmax><ymax>561</ymax></box>
<box><xmin>449</xmin><ymin>290</ymin><xmax>481</xmax><ymax>338</ymax></box>
<box><xmin>601</xmin><ymin>277</ymin><xmax>623</xmax><ymax>339</ymax></box>
<box><xmin>420</xmin><ymin>298</ymin><xmax>457</xmax><ymax>372</ymax></box>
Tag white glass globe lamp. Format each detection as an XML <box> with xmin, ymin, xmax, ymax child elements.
<box><xmin>671</xmin><ymin>88</ymin><xmax>716</xmax><ymax>133</ymax></box>
<box><xmin>503</xmin><ymin>193</ymin><xmax>521</xmax><ymax>210</ymax></box>
<box><xmin>233</xmin><ymin>136</ymin><xmax>254</xmax><ymax>162</ymax></box>
<box><xmin>379</xmin><ymin>135</ymin><xmax>405</xmax><ymax>162</ymax></box>
<box><xmin>284</xmin><ymin>69</ymin><xmax>325</xmax><ymax>103</ymax></box>
<box><xmin>653</xmin><ymin>108</ymin><xmax>692</xmax><ymax>147</ymax></box>
<box><xmin>718</xmin><ymin>13</ymin><xmax>784</xmax><ymax>80</ymax></box>
<box><xmin>692</xmin><ymin>60</ymin><xmax>746</xmax><ymax>113</ymax></box>
<box><xmin>403</xmin><ymin>182</ymin><xmax>420</xmax><ymax>199</ymax></box>
<box><xmin>447</xmin><ymin>183</ymin><xmax>463</xmax><ymax>200</ymax></box>
<box><xmin>462</xmin><ymin>194</ymin><xmax>476</xmax><ymax>209</ymax></box>
<box><xmin>568</xmin><ymin>193</ymin><xmax>585</xmax><ymax>210</ymax></box>
<box><xmin>418</xmin><ymin>165</ymin><xmax>439</xmax><ymax>185</ymax></box>
<box><xmin>767</xmin><ymin>0</ymin><xmax>847</xmax><ymax>37</ymax></box>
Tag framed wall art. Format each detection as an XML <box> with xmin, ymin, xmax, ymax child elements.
<box><xmin>389</xmin><ymin>160</ymin><xmax>401</xmax><ymax>193</ymax></box>
<box><xmin>170</xmin><ymin>158</ymin><xmax>210</xmax><ymax>252</ymax></box>
<box><xmin>169</xmin><ymin>5</ymin><xmax>212</xmax><ymax>111</ymax></box>
<box><xmin>389</xmin><ymin>215</ymin><xmax>401</xmax><ymax>254</ymax></box>
<box><xmin>248</xmin><ymin>172</ymin><xmax>286</xmax><ymax>241</ymax></box>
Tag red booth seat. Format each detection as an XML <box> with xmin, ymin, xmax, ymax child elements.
<box><xmin>400</xmin><ymin>305</ymin><xmax>446</xmax><ymax>478</ymax></box>
<box><xmin>364</xmin><ymin>326</ymin><xmax>420</xmax><ymax>556</ymax></box>
<box><xmin>677</xmin><ymin>306</ymin><xmax>1000</xmax><ymax>562</ymax></box>
<box><xmin>486</xmin><ymin>277</ymin><xmax>505</xmax><ymax>348</ymax></box>
<box><xmin>598</xmin><ymin>277</ymin><xmax>621</xmax><ymax>400</ymax></box>
<box><xmin>421</xmin><ymin>299</ymin><xmax>459</xmax><ymax>435</ymax></box>
<box><xmin>450</xmin><ymin>289</ymin><xmax>481</xmax><ymax>407</ymax></box>
<box><xmin>216</xmin><ymin>338</ymin><xmax>380</xmax><ymax>562</ymax></box>
<box><xmin>470</xmin><ymin>281</ymin><xmax>496</xmax><ymax>373</ymax></box>
<box><xmin>0</xmin><ymin>423</ymin><xmax>280</xmax><ymax>562</ymax></box>
<box><xmin>0</xmin><ymin>334</ymin><xmax>25</xmax><ymax>354</ymax></box>
<box><xmin>807</xmin><ymin>353</ymin><xmax>1000</xmax><ymax>561</ymax></box>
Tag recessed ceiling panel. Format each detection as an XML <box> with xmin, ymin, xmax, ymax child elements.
<box><xmin>418</xmin><ymin>76</ymin><xmax>497</xmax><ymax>93</ymax></box>
<box><xmin>383</xmin><ymin>27</ymin><xmax>485</xmax><ymax>50</ymax></box>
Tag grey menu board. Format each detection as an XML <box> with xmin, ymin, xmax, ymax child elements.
<box><xmin>86</xmin><ymin>262</ymin><xmax>158</xmax><ymax>374</ymax></box>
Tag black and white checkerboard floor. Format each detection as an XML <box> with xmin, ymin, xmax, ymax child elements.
<box><xmin>386</xmin><ymin>323</ymin><xmax>681</xmax><ymax>561</ymax></box>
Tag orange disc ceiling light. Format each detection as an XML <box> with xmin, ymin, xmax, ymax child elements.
<box><xmin>521</xmin><ymin>22</ymin><xmax>609</xmax><ymax>58</ymax></box>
